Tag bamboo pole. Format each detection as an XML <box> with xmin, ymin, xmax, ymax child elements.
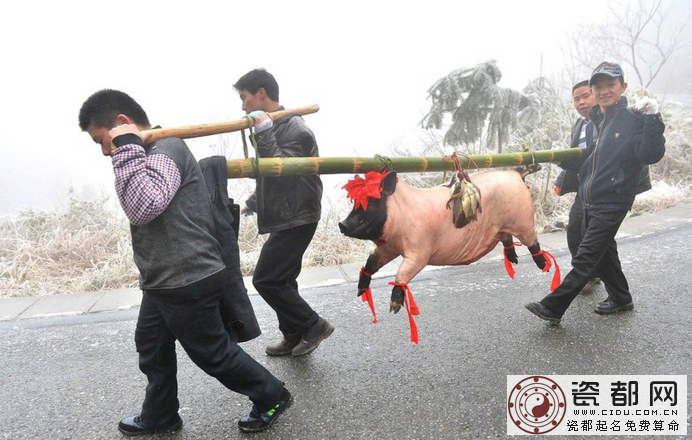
<box><xmin>141</xmin><ymin>105</ymin><xmax>320</xmax><ymax>143</ymax></box>
<box><xmin>226</xmin><ymin>148</ymin><xmax>585</xmax><ymax>179</ymax></box>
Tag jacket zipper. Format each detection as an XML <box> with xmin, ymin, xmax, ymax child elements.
<box><xmin>583</xmin><ymin>112</ymin><xmax>606</xmax><ymax>207</ymax></box>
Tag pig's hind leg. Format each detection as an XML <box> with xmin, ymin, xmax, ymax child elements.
<box><xmin>513</xmin><ymin>230</ymin><xmax>548</xmax><ymax>271</ymax></box>
<box><xmin>528</xmin><ymin>243</ymin><xmax>548</xmax><ymax>270</ymax></box>
<box><xmin>502</xmin><ymin>237</ymin><xmax>518</xmax><ymax>264</ymax></box>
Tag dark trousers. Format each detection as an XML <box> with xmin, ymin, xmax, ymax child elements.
<box><xmin>541</xmin><ymin>207</ymin><xmax>632</xmax><ymax>317</ymax></box>
<box><xmin>566</xmin><ymin>195</ymin><xmax>584</xmax><ymax>259</ymax></box>
<box><xmin>253</xmin><ymin>222</ymin><xmax>319</xmax><ymax>337</ymax></box>
<box><xmin>136</xmin><ymin>271</ymin><xmax>284</xmax><ymax>426</ymax></box>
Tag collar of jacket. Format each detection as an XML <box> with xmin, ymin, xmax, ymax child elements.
<box><xmin>271</xmin><ymin>105</ymin><xmax>303</xmax><ymax>130</ymax></box>
<box><xmin>589</xmin><ymin>97</ymin><xmax>628</xmax><ymax>126</ymax></box>
<box><xmin>271</xmin><ymin>105</ymin><xmax>288</xmax><ymax>127</ymax></box>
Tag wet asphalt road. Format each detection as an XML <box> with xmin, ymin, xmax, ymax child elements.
<box><xmin>1</xmin><ymin>223</ymin><xmax>691</xmax><ymax>440</ymax></box>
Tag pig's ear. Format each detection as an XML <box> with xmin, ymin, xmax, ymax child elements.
<box><xmin>382</xmin><ymin>171</ymin><xmax>398</xmax><ymax>195</ymax></box>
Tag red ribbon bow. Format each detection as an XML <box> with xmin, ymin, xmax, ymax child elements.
<box><xmin>342</xmin><ymin>171</ymin><xmax>388</xmax><ymax>211</ymax></box>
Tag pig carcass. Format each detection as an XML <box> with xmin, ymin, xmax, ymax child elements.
<box><xmin>338</xmin><ymin>169</ymin><xmax>559</xmax><ymax>341</ymax></box>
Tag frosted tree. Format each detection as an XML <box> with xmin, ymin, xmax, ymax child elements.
<box><xmin>420</xmin><ymin>60</ymin><xmax>532</xmax><ymax>155</ymax></box>
<box><xmin>561</xmin><ymin>0</ymin><xmax>689</xmax><ymax>89</ymax></box>
<box><xmin>515</xmin><ymin>77</ymin><xmax>570</xmax><ymax>149</ymax></box>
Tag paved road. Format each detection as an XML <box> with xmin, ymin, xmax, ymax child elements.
<box><xmin>1</xmin><ymin>223</ymin><xmax>691</xmax><ymax>439</ymax></box>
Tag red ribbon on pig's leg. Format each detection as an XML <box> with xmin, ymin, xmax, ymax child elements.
<box><xmin>531</xmin><ymin>250</ymin><xmax>562</xmax><ymax>291</ymax></box>
<box><xmin>503</xmin><ymin>248</ymin><xmax>515</xmax><ymax>279</ymax></box>
<box><xmin>361</xmin><ymin>287</ymin><xmax>378</xmax><ymax>323</ymax></box>
<box><xmin>389</xmin><ymin>281</ymin><xmax>420</xmax><ymax>344</ymax></box>
<box><xmin>502</xmin><ymin>241</ymin><xmax>522</xmax><ymax>280</ymax></box>
<box><xmin>359</xmin><ymin>268</ymin><xmax>378</xmax><ymax>323</ymax></box>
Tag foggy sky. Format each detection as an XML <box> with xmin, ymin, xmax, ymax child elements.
<box><xmin>1</xmin><ymin>0</ymin><xmax>690</xmax><ymax>216</ymax></box>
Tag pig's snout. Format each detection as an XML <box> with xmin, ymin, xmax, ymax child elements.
<box><xmin>339</xmin><ymin>218</ymin><xmax>357</xmax><ymax>236</ymax></box>
<box><xmin>338</xmin><ymin>209</ymin><xmax>386</xmax><ymax>241</ymax></box>
<box><xmin>338</xmin><ymin>217</ymin><xmax>360</xmax><ymax>238</ymax></box>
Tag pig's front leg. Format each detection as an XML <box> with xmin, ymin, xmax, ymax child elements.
<box><xmin>390</xmin><ymin>257</ymin><xmax>426</xmax><ymax>314</ymax></box>
<box><xmin>357</xmin><ymin>249</ymin><xmax>398</xmax><ymax>296</ymax></box>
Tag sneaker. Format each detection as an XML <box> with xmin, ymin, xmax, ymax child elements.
<box><xmin>238</xmin><ymin>388</ymin><xmax>293</xmax><ymax>433</ymax></box>
<box><xmin>580</xmin><ymin>277</ymin><xmax>602</xmax><ymax>295</ymax></box>
<box><xmin>525</xmin><ymin>302</ymin><xmax>562</xmax><ymax>325</ymax></box>
<box><xmin>291</xmin><ymin>317</ymin><xmax>335</xmax><ymax>357</ymax></box>
<box><xmin>265</xmin><ymin>335</ymin><xmax>301</xmax><ymax>356</ymax></box>
<box><xmin>118</xmin><ymin>414</ymin><xmax>182</xmax><ymax>436</ymax></box>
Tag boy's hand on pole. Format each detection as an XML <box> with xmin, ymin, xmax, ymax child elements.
<box><xmin>247</xmin><ymin>111</ymin><xmax>273</xmax><ymax>133</ymax></box>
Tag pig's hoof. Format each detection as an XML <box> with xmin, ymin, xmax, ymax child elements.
<box><xmin>390</xmin><ymin>285</ymin><xmax>405</xmax><ymax>314</ymax></box>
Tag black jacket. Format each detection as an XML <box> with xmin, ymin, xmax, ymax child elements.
<box><xmin>564</xmin><ymin>97</ymin><xmax>665</xmax><ymax>210</ymax></box>
<box><xmin>245</xmin><ymin>108</ymin><xmax>323</xmax><ymax>234</ymax></box>
<box><xmin>198</xmin><ymin>156</ymin><xmax>261</xmax><ymax>343</ymax></box>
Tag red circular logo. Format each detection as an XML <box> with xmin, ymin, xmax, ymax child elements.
<box><xmin>508</xmin><ymin>376</ymin><xmax>566</xmax><ymax>434</ymax></box>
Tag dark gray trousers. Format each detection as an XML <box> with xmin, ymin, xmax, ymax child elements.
<box><xmin>136</xmin><ymin>271</ymin><xmax>284</xmax><ymax>426</ymax></box>
<box><xmin>566</xmin><ymin>195</ymin><xmax>584</xmax><ymax>259</ymax></box>
<box><xmin>252</xmin><ymin>222</ymin><xmax>319</xmax><ymax>338</ymax></box>
<box><xmin>541</xmin><ymin>207</ymin><xmax>632</xmax><ymax>317</ymax></box>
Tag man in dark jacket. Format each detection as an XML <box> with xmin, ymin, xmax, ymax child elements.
<box><xmin>526</xmin><ymin>62</ymin><xmax>665</xmax><ymax>324</ymax></box>
<box><xmin>234</xmin><ymin>69</ymin><xmax>334</xmax><ymax>357</ymax></box>
<box><xmin>553</xmin><ymin>80</ymin><xmax>600</xmax><ymax>292</ymax></box>
<box><xmin>79</xmin><ymin>89</ymin><xmax>291</xmax><ymax>435</ymax></box>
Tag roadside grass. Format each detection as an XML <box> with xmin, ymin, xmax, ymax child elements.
<box><xmin>0</xmin><ymin>191</ymin><xmax>374</xmax><ymax>298</ymax></box>
<box><xmin>0</xmin><ymin>193</ymin><xmax>137</xmax><ymax>298</ymax></box>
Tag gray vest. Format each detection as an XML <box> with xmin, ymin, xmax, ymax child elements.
<box><xmin>130</xmin><ymin>138</ymin><xmax>225</xmax><ymax>290</ymax></box>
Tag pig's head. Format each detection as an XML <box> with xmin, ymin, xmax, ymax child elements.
<box><xmin>338</xmin><ymin>171</ymin><xmax>398</xmax><ymax>240</ymax></box>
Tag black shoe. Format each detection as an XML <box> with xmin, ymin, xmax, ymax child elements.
<box><xmin>238</xmin><ymin>388</ymin><xmax>293</xmax><ymax>433</ymax></box>
<box><xmin>292</xmin><ymin>317</ymin><xmax>335</xmax><ymax>357</ymax></box>
<box><xmin>525</xmin><ymin>302</ymin><xmax>562</xmax><ymax>325</ymax></box>
<box><xmin>594</xmin><ymin>300</ymin><xmax>634</xmax><ymax>315</ymax></box>
<box><xmin>118</xmin><ymin>414</ymin><xmax>182</xmax><ymax>436</ymax></box>
<box><xmin>265</xmin><ymin>335</ymin><xmax>301</xmax><ymax>356</ymax></box>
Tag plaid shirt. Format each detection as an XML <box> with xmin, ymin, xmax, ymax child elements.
<box><xmin>112</xmin><ymin>143</ymin><xmax>181</xmax><ymax>226</ymax></box>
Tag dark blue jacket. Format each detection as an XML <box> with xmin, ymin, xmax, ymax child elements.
<box><xmin>577</xmin><ymin>97</ymin><xmax>665</xmax><ymax>210</ymax></box>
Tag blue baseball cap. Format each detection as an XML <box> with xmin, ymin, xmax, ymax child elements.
<box><xmin>589</xmin><ymin>63</ymin><xmax>624</xmax><ymax>85</ymax></box>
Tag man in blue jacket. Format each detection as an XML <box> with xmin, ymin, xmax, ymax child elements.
<box><xmin>526</xmin><ymin>62</ymin><xmax>665</xmax><ymax>324</ymax></box>
<box><xmin>553</xmin><ymin>80</ymin><xmax>600</xmax><ymax>293</ymax></box>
